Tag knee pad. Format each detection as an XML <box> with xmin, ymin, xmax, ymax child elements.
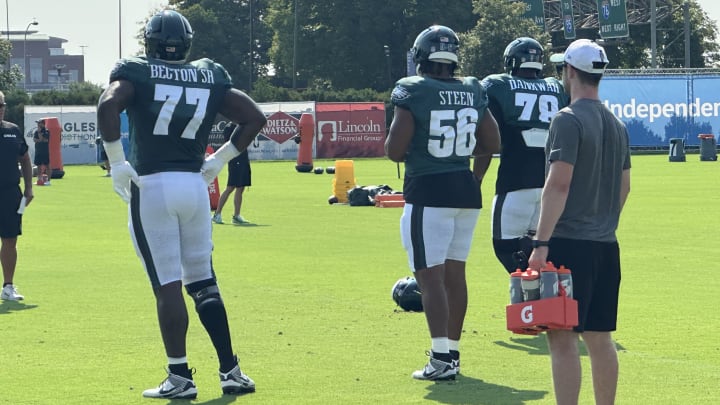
<box><xmin>187</xmin><ymin>282</ymin><xmax>223</xmax><ymax>310</ymax></box>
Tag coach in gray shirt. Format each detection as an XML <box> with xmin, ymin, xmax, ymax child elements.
<box><xmin>528</xmin><ymin>39</ymin><xmax>631</xmax><ymax>405</ymax></box>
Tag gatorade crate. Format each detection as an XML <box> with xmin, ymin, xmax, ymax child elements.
<box><xmin>375</xmin><ymin>193</ymin><xmax>405</xmax><ymax>208</ymax></box>
<box><xmin>506</xmin><ymin>296</ymin><xmax>578</xmax><ymax>335</ymax></box>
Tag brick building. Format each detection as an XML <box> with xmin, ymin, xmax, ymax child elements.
<box><xmin>4</xmin><ymin>29</ymin><xmax>84</xmax><ymax>92</ymax></box>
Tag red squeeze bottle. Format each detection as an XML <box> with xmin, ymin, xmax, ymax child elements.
<box><xmin>510</xmin><ymin>269</ymin><xmax>524</xmax><ymax>304</ymax></box>
<box><xmin>557</xmin><ymin>266</ymin><xmax>573</xmax><ymax>298</ymax></box>
<box><xmin>520</xmin><ymin>269</ymin><xmax>541</xmax><ymax>301</ymax></box>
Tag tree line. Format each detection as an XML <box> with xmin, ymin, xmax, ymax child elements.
<box><xmin>0</xmin><ymin>0</ymin><xmax>717</xmax><ymax>131</ymax></box>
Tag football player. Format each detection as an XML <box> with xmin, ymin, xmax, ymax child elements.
<box><xmin>97</xmin><ymin>10</ymin><xmax>266</xmax><ymax>399</ymax></box>
<box><xmin>481</xmin><ymin>37</ymin><xmax>570</xmax><ymax>273</ymax></box>
<box><xmin>386</xmin><ymin>25</ymin><xmax>500</xmax><ymax>381</ymax></box>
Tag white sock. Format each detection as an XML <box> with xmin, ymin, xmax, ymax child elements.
<box><xmin>168</xmin><ymin>356</ymin><xmax>188</xmax><ymax>365</ymax></box>
<box><xmin>448</xmin><ymin>339</ymin><xmax>459</xmax><ymax>352</ymax></box>
<box><xmin>431</xmin><ymin>337</ymin><xmax>449</xmax><ymax>354</ymax></box>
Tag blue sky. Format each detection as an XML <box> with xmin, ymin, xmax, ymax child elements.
<box><xmin>5</xmin><ymin>0</ymin><xmax>168</xmax><ymax>85</ymax></box>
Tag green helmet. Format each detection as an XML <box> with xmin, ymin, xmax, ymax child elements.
<box><xmin>144</xmin><ymin>10</ymin><xmax>193</xmax><ymax>62</ymax></box>
<box><xmin>504</xmin><ymin>37</ymin><xmax>544</xmax><ymax>74</ymax></box>
<box><xmin>411</xmin><ymin>25</ymin><xmax>459</xmax><ymax>65</ymax></box>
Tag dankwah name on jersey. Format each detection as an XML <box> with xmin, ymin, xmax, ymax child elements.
<box><xmin>149</xmin><ymin>64</ymin><xmax>215</xmax><ymax>84</ymax></box>
<box><xmin>508</xmin><ymin>79</ymin><xmax>561</xmax><ymax>94</ymax></box>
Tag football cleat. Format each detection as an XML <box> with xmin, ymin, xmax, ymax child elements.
<box><xmin>450</xmin><ymin>350</ymin><xmax>460</xmax><ymax>374</ymax></box>
<box><xmin>142</xmin><ymin>371</ymin><xmax>197</xmax><ymax>399</ymax></box>
<box><xmin>412</xmin><ymin>352</ymin><xmax>456</xmax><ymax>381</ymax></box>
<box><xmin>1</xmin><ymin>284</ymin><xmax>24</xmax><ymax>301</ymax></box>
<box><xmin>220</xmin><ymin>363</ymin><xmax>255</xmax><ymax>395</ymax></box>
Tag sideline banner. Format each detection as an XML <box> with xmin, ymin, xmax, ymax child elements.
<box><xmin>25</xmin><ymin>106</ymin><xmax>97</xmax><ymax>164</ymax></box>
<box><xmin>315</xmin><ymin>102</ymin><xmax>386</xmax><ymax>158</ymax></box>
<box><xmin>600</xmin><ymin>75</ymin><xmax>720</xmax><ymax>146</ymax></box>
<box><xmin>252</xmin><ymin>102</ymin><xmax>315</xmax><ymax>161</ymax></box>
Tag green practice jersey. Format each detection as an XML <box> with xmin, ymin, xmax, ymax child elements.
<box><xmin>109</xmin><ymin>56</ymin><xmax>233</xmax><ymax>175</ymax></box>
<box><xmin>481</xmin><ymin>73</ymin><xmax>568</xmax><ymax>194</ymax></box>
<box><xmin>391</xmin><ymin>75</ymin><xmax>488</xmax><ymax>208</ymax></box>
<box><xmin>392</xmin><ymin>75</ymin><xmax>489</xmax><ymax>177</ymax></box>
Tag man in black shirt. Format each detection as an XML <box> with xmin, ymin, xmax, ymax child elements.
<box><xmin>32</xmin><ymin>119</ymin><xmax>51</xmax><ymax>185</ymax></box>
<box><xmin>212</xmin><ymin>123</ymin><xmax>253</xmax><ymax>225</ymax></box>
<box><xmin>0</xmin><ymin>91</ymin><xmax>34</xmax><ymax>301</ymax></box>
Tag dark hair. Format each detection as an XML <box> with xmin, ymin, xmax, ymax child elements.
<box><xmin>574</xmin><ymin>68</ymin><xmax>603</xmax><ymax>86</ymax></box>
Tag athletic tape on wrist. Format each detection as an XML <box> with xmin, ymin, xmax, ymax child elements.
<box><xmin>103</xmin><ymin>140</ymin><xmax>126</xmax><ymax>166</ymax></box>
<box><xmin>213</xmin><ymin>141</ymin><xmax>241</xmax><ymax>162</ymax></box>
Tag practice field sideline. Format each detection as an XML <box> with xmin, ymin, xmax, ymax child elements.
<box><xmin>1</xmin><ymin>155</ymin><xmax>718</xmax><ymax>404</ymax></box>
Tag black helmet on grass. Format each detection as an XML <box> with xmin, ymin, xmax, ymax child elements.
<box><xmin>391</xmin><ymin>277</ymin><xmax>423</xmax><ymax>312</ymax></box>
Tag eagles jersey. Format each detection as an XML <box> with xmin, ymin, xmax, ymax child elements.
<box><xmin>481</xmin><ymin>73</ymin><xmax>568</xmax><ymax>194</ymax></box>
<box><xmin>109</xmin><ymin>56</ymin><xmax>233</xmax><ymax>175</ymax></box>
<box><xmin>391</xmin><ymin>75</ymin><xmax>488</xmax><ymax>208</ymax></box>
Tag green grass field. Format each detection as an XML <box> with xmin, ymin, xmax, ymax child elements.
<box><xmin>1</xmin><ymin>154</ymin><xmax>718</xmax><ymax>404</ymax></box>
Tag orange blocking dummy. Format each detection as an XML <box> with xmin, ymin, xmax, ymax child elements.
<box><xmin>43</xmin><ymin>117</ymin><xmax>64</xmax><ymax>179</ymax></box>
<box><xmin>295</xmin><ymin>113</ymin><xmax>314</xmax><ymax>172</ymax></box>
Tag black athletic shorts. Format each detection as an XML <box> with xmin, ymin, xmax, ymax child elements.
<box><xmin>226</xmin><ymin>156</ymin><xmax>251</xmax><ymax>188</ymax></box>
<box><xmin>34</xmin><ymin>143</ymin><xmax>50</xmax><ymax>165</ymax></box>
<box><xmin>0</xmin><ymin>186</ymin><xmax>22</xmax><ymax>238</ymax></box>
<box><xmin>547</xmin><ymin>237</ymin><xmax>621</xmax><ymax>333</ymax></box>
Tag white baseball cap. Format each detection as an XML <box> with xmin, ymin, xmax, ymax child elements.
<box><xmin>558</xmin><ymin>39</ymin><xmax>609</xmax><ymax>74</ymax></box>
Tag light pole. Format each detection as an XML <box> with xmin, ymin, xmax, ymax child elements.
<box><xmin>292</xmin><ymin>0</ymin><xmax>297</xmax><ymax>89</ymax></box>
<box><xmin>5</xmin><ymin>0</ymin><xmax>8</xmax><ymax>70</ymax></box>
<box><xmin>249</xmin><ymin>0</ymin><xmax>254</xmax><ymax>91</ymax></box>
<box><xmin>383</xmin><ymin>45</ymin><xmax>392</xmax><ymax>89</ymax></box>
<box><xmin>23</xmin><ymin>18</ymin><xmax>38</xmax><ymax>91</ymax></box>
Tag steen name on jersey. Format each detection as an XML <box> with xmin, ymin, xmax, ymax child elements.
<box><xmin>438</xmin><ymin>91</ymin><xmax>475</xmax><ymax>106</ymax></box>
<box><xmin>508</xmin><ymin>79</ymin><xmax>561</xmax><ymax>94</ymax></box>
<box><xmin>150</xmin><ymin>64</ymin><xmax>215</xmax><ymax>84</ymax></box>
